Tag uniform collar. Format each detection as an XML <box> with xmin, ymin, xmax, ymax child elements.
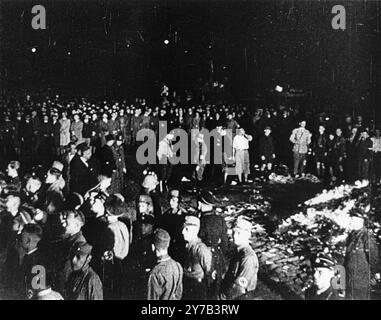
<box><xmin>158</xmin><ymin>254</ymin><xmax>170</xmax><ymax>263</ymax></box>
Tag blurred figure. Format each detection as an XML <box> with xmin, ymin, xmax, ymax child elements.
<box><xmin>259</xmin><ymin>126</ymin><xmax>275</xmax><ymax>177</ymax></box>
<box><xmin>313</xmin><ymin>125</ymin><xmax>328</xmax><ymax>178</ymax></box>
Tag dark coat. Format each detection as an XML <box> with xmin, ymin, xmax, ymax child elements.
<box><xmin>199</xmin><ymin>211</ymin><xmax>229</xmax><ymax>255</ymax></box>
<box><xmin>344</xmin><ymin>227</ymin><xmax>380</xmax><ymax>300</ymax></box>
<box><xmin>259</xmin><ymin>135</ymin><xmax>275</xmax><ymax>158</ymax></box>
<box><xmin>98</xmin><ymin>145</ymin><xmax>117</xmax><ymax>177</ymax></box>
<box><xmin>82</xmin><ymin>216</ymin><xmax>115</xmax><ymax>276</ymax></box>
<box><xmin>46</xmin><ymin>231</ymin><xmax>87</xmax><ymax>295</ymax></box>
<box><xmin>69</xmin><ymin>155</ymin><xmax>97</xmax><ymax>196</ymax></box>
<box><xmin>52</xmin><ymin>120</ymin><xmax>61</xmax><ymax>146</ymax></box>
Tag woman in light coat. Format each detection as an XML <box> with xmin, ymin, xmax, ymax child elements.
<box><xmin>59</xmin><ymin>111</ymin><xmax>71</xmax><ymax>155</ymax></box>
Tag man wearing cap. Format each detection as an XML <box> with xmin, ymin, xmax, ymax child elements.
<box><xmin>65</xmin><ymin>242</ymin><xmax>103</xmax><ymax>300</ymax></box>
<box><xmin>136</xmin><ymin>194</ymin><xmax>155</xmax><ymax>227</ymax></box>
<box><xmin>82</xmin><ymin>113</ymin><xmax>95</xmax><ymax>147</ymax></box>
<box><xmin>69</xmin><ymin>142</ymin><xmax>97</xmax><ymax>196</ymax></box>
<box><xmin>126</xmin><ymin>210</ymin><xmax>156</xmax><ymax>299</ymax></box>
<box><xmin>305</xmin><ymin>253</ymin><xmax>343</xmax><ymax>300</ymax></box>
<box><xmin>197</xmin><ymin>190</ymin><xmax>229</xmax><ymax>299</ymax></box>
<box><xmin>158</xmin><ymin>189</ymin><xmax>186</xmax><ymax>263</ymax></box>
<box><xmin>38</xmin><ymin>114</ymin><xmax>54</xmax><ymax>167</ymax></box>
<box><xmin>259</xmin><ymin>126</ymin><xmax>276</xmax><ymax>176</ymax></box>
<box><xmin>99</xmin><ymin>113</ymin><xmax>110</xmax><ymax>147</ymax></box>
<box><xmin>45</xmin><ymin>210</ymin><xmax>87</xmax><ymax>295</ymax></box>
<box><xmin>109</xmin><ymin>134</ymin><xmax>126</xmax><ymax>194</ymax></box>
<box><xmin>344</xmin><ymin>211</ymin><xmax>380</xmax><ymax>300</ymax></box>
<box><xmin>98</xmin><ymin>134</ymin><xmax>117</xmax><ymax>178</ymax></box>
<box><xmin>220</xmin><ymin>217</ymin><xmax>258</xmax><ymax>300</ymax></box>
<box><xmin>181</xmin><ymin>215</ymin><xmax>213</xmax><ymax>300</ymax></box>
<box><xmin>130</xmin><ymin>107</ymin><xmax>143</xmax><ymax>147</ymax></box>
<box><xmin>138</xmin><ymin>174</ymin><xmax>162</xmax><ymax>219</ymax></box>
<box><xmin>147</xmin><ymin>228</ymin><xmax>183</xmax><ymax>300</ymax></box>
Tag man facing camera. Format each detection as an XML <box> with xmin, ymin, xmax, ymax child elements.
<box><xmin>305</xmin><ymin>253</ymin><xmax>343</xmax><ymax>300</ymax></box>
<box><xmin>65</xmin><ymin>242</ymin><xmax>103</xmax><ymax>300</ymax></box>
<box><xmin>220</xmin><ymin>217</ymin><xmax>258</xmax><ymax>300</ymax></box>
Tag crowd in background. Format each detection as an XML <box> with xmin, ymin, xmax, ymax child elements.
<box><xmin>0</xmin><ymin>93</ymin><xmax>380</xmax><ymax>300</ymax></box>
<box><xmin>0</xmin><ymin>94</ymin><xmax>380</xmax><ymax>186</ymax></box>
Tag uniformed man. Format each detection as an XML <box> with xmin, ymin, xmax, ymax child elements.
<box><xmin>158</xmin><ymin>189</ymin><xmax>186</xmax><ymax>263</ymax></box>
<box><xmin>344</xmin><ymin>209</ymin><xmax>381</xmax><ymax>300</ymax></box>
<box><xmin>197</xmin><ymin>190</ymin><xmax>229</xmax><ymax>299</ymax></box>
<box><xmin>45</xmin><ymin>210</ymin><xmax>87</xmax><ymax>294</ymax></box>
<box><xmin>0</xmin><ymin>114</ymin><xmax>16</xmax><ymax>167</ymax></box>
<box><xmin>98</xmin><ymin>134</ymin><xmax>117</xmax><ymax>178</ymax></box>
<box><xmin>137</xmin><ymin>174</ymin><xmax>162</xmax><ymax>220</ymax></box>
<box><xmin>289</xmin><ymin>120</ymin><xmax>312</xmax><ymax>177</ymax></box>
<box><xmin>220</xmin><ymin>217</ymin><xmax>258</xmax><ymax>300</ymax></box>
<box><xmin>109</xmin><ymin>135</ymin><xmax>127</xmax><ymax>194</ymax></box>
<box><xmin>126</xmin><ymin>213</ymin><xmax>156</xmax><ymax>299</ymax></box>
<box><xmin>305</xmin><ymin>253</ymin><xmax>343</xmax><ymax>300</ymax></box>
<box><xmin>181</xmin><ymin>215</ymin><xmax>213</xmax><ymax>300</ymax></box>
<box><xmin>147</xmin><ymin>228</ymin><xmax>183</xmax><ymax>300</ymax></box>
<box><xmin>65</xmin><ymin>242</ymin><xmax>103</xmax><ymax>300</ymax></box>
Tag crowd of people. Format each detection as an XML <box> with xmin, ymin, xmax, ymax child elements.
<box><xmin>0</xmin><ymin>94</ymin><xmax>379</xmax><ymax>188</ymax></box>
<box><xmin>0</xmin><ymin>93</ymin><xmax>380</xmax><ymax>300</ymax></box>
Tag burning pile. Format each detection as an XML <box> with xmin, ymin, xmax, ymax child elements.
<box><xmin>268</xmin><ymin>173</ymin><xmax>320</xmax><ymax>184</ymax></box>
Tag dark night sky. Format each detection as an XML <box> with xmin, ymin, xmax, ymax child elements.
<box><xmin>0</xmin><ymin>0</ymin><xmax>380</xmax><ymax>115</ymax></box>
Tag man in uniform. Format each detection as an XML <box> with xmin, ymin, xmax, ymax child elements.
<box><xmin>197</xmin><ymin>190</ymin><xmax>229</xmax><ymax>299</ymax></box>
<box><xmin>45</xmin><ymin>210</ymin><xmax>87</xmax><ymax>295</ymax></box>
<box><xmin>344</xmin><ymin>209</ymin><xmax>381</xmax><ymax>300</ymax></box>
<box><xmin>98</xmin><ymin>134</ymin><xmax>117</xmax><ymax>178</ymax></box>
<box><xmin>12</xmin><ymin>224</ymin><xmax>47</xmax><ymax>299</ymax></box>
<box><xmin>126</xmin><ymin>212</ymin><xmax>156</xmax><ymax>299</ymax></box>
<box><xmin>0</xmin><ymin>114</ymin><xmax>16</xmax><ymax>168</ymax></box>
<box><xmin>220</xmin><ymin>217</ymin><xmax>258</xmax><ymax>300</ymax></box>
<box><xmin>158</xmin><ymin>189</ymin><xmax>186</xmax><ymax>264</ymax></box>
<box><xmin>181</xmin><ymin>215</ymin><xmax>213</xmax><ymax>300</ymax></box>
<box><xmin>147</xmin><ymin>228</ymin><xmax>183</xmax><ymax>300</ymax></box>
<box><xmin>289</xmin><ymin>120</ymin><xmax>312</xmax><ymax>177</ymax></box>
<box><xmin>65</xmin><ymin>242</ymin><xmax>103</xmax><ymax>300</ymax></box>
<box><xmin>305</xmin><ymin>253</ymin><xmax>343</xmax><ymax>300</ymax></box>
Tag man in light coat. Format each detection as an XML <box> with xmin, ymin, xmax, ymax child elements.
<box><xmin>289</xmin><ymin>120</ymin><xmax>312</xmax><ymax>177</ymax></box>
